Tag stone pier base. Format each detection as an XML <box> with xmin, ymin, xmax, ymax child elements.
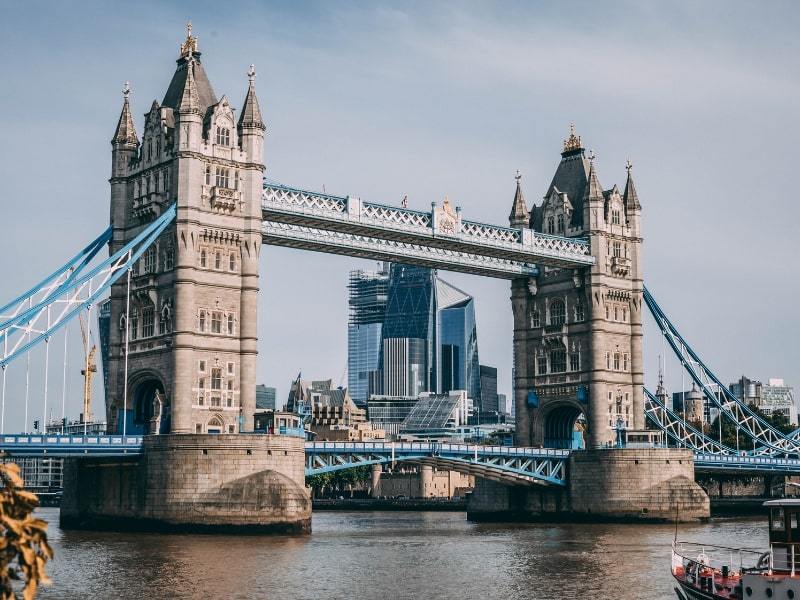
<box><xmin>60</xmin><ymin>434</ymin><xmax>311</xmax><ymax>534</ymax></box>
<box><xmin>467</xmin><ymin>448</ymin><xmax>709</xmax><ymax>523</ymax></box>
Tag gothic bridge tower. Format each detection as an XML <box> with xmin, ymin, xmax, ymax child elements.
<box><xmin>106</xmin><ymin>27</ymin><xmax>265</xmax><ymax>434</ymax></box>
<box><xmin>510</xmin><ymin>127</ymin><xmax>643</xmax><ymax>449</ymax></box>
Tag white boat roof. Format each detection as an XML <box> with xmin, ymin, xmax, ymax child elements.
<box><xmin>764</xmin><ymin>499</ymin><xmax>800</xmax><ymax>507</ymax></box>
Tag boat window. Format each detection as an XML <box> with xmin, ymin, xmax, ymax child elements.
<box><xmin>772</xmin><ymin>508</ymin><xmax>786</xmax><ymax>531</ymax></box>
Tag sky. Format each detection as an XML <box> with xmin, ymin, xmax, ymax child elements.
<box><xmin>0</xmin><ymin>1</ymin><xmax>799</xmax><ymax>429</ymax></box>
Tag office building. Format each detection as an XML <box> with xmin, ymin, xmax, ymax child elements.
<box><xmin>479</xmin><ymin>365</ymin><xmax>499</xmax><ymax>413</ymax></box>
<box><xmin>367</xmin><ymin>395</ymin><xmax>420</xmax><ymax>438</ymax></box>
<box><xmin>347</xmin><ymin>266</ymin><xmax>390</xmax><ymax>404</ymax></box>
<box><xmin>255</xmin><ymin>384</ymin><xmax>277</xmax><ymax>410</ymax></box>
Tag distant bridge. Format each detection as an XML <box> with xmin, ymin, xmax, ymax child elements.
<box><xmin>3</xmin><ymin>435</ymin><xmax>800</xmax><ymax>483</ymax></box>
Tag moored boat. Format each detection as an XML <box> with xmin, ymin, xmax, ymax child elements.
<box><xmin>672</xmin><ymin>499</ymin><xmax>800</xmax><ymax>599</ymax></box>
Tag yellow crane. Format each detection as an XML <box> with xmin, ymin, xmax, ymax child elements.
<box><xmin>78</xmin><ymin>312</ymin><xmax>97</xmax><ymax>424</ymax></box>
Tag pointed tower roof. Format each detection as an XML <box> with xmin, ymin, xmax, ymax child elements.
<box><xmin>509</xmin><ymin>170</ymin><xmax>529</xmax><ymax>224</ymax></box>
<box><xmin>623</xmin><ymin>159</ymin><xmax>641</xmax><ymax>211</ymax></box>
<box><xmin>112</xmin><ymin>82</ymin><xmax>138</xmax><ymax>146</ymax></box>
<box><xmin>162</xmin><ymin>25</ymin><xmax>217</xmax><ymax>114</ymax></box>
<box><xmin>584</xmin><ymin>150</ymin><xmax>604</xmax><ymax>203</ymax></box>
<box><xmin>239</xmin><ymin>65</ymin><xmax>266</xmax><ymax>131</ymax></box>
<box><xmin>177</xmin><ymin>57</ymin><xmax>201</xmax><ymax>114</ymax></box>
<box><xmin>545</xmin><ymin>124</ymin><xmax>591</xmax><ymax>228</ymax></box>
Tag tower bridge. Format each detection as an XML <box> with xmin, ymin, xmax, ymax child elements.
<box><xmin>0</xmin><ymin>28</ymin><xmax>795</xmax><ymax>531</ymax></box>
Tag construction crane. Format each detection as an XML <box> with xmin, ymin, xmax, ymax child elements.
<box><xmin>78</xmin><ymin>312</ymin><xmax>97</xmax><ymax>424</ymax></box>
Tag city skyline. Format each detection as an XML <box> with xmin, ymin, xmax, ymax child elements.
<box><xmin>1</xmin><ymin>2</ymin><xmax>799</xmax><ymax>428</ymax></box>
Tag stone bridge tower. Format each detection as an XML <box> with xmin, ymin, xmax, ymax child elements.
<box><xmin>106</xmin><ymin>28</ymin><xmax>265</xmax><ymax>435</ymax></box>
<box><xmin>510</xmin><ymin>127</ymin><xmax>644</xmax><ymax>449</ymax></box>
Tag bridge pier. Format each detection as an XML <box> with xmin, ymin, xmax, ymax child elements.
<box><xmin>60</xmin><ymin>434</ymin><xmax>311</xmax><ymax>533</ymax></box>
<box><xmin>467</xmin><ymin>448</ymin><xmax>709</xmax><ymax>523</ymax></box>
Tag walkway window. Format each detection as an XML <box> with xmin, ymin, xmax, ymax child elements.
<box><xmin>211</xmin><ymin>312</ymin><xmax>222</xmax><ymax>334</ymax></box>
<box><xmin>550</xmin><ymin>349</ymin><xmax>566</xmax><ymax>373</ymax></box>
<box><xmin>549</xmin><ymin>300</ymin><xmax>566</xmax><ymax>325</ymax></box>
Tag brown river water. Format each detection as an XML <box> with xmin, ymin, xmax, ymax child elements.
<box><xmin>34</xmin><ymin>508</ymin><xmax>767</xmax><ymax>600</ymax></box>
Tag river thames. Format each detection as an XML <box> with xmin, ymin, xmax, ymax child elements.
<box><xmin>34</xmin><ymin>508</ymin><xmax>767</xmax><ymax>600</ymax></box>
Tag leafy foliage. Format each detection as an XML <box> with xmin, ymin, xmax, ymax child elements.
<box><xmin>0</xmin><ymin>462</ymin><xmax>52</xmax><ymax>600</ymax></box>
<box><xmin>306</xmin><ymin>465</ymin><xmax>372</xmax><ymax>497</ymax></box>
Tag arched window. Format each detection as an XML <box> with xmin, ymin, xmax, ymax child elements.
<box><xmin>574</xmin><ymin>301</ymin><xmax>584</xmax><ymax>322</ymax></box>
<box><xmin>549</xmin><ymin>348</ymin><xmax>566</xmax><ymax>373</ymax></box>
<box><xmin>215</xmin><ymin>252</ymin><xmax>221</xmax><ymax>270</ymax></box>
<box><xmin>536</xmin><ymin>355</ymin><xmax>547</xmax><ymax>375</ymax></box>
<box><xmin>549</xmin><ymin>299</ymin><xmax>566</xmax><ymax>325</ymax></box>
<box><xmin>613</xmin><ymin>353</ymin><xmax>620</xmax><ymax>370</ymax></box>
<box><xmin>130</xmin><ymin>307</ymin><xmax>139</xmax><ymax>341</ymax></box>
<box><xmin>156</xmin><ymin>137</ymin><xmax>161</xmax><ymax>158</ymax></box>
<box><xmin>547</xmin><ymin>216</ymin><xmax>555</xmax><ymax>234</ymax></box>
<box><xmin>606</xmin><ymin>352</ymin><xmax>611</xmax><ymax>369</ymax></box>
<box><xmin>234</xmin><ymin>171</ymin><xmax>239</xmax><ymax>190</ymax></box>
<box><xmin>623</xmin><ymin>353</ymin><xmax>629</xmax><ymax>371</ymax></box>
<box><xmin>569</xmin><ymin>351</ymin><xmax>580</xmax><ymax>371</ymax></box>
<box><xmin>557</xmin><ymin>214</ymin><xmax>564</xmax><ymax>233</ymax></box>
<box><xmin>199</xmin><ymin>310</ymin><xmax>206</xmax><ymax>332</ymax></box>
<box><xmin>227</xmin><ymin>314</ymin><xmax>234</xmax><ymax>335</ymax></box>
<box><xmin>215</xmin><ymin>166</ymin><xmax>230</xmax><ymax>188</ymax></box>
<box><xmin>229</xmin><ymin>253</ymin><xmax>236</xmax><ymax>271</ymax></box>
<box><xmin>215</xmin><ymin>127</ymin><xmax>230</xmax><ymax>146</ymax></box>
<box><xmin>200</xmin><ymin>249</ymin><xmax>207</xmax><ymax>268</ymax></box>
<box><xmin>612</xmin><ymin>209</ymin><xmax>621</xmax><ymax>225</ymax></box>
<box><xmin>531</xmin><ymin>309</ymin><xmax>540</xmax><ymax>328</ymax></box>
<box><xmin>205</xmin><ymin>165</ymin><xmax>211</xmax><ymax>186</ymax></box>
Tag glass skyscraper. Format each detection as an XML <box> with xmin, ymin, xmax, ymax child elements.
<box><xmin>347</xmin><ymin>266</ymin><xmax>389</xmax><ymax>404</ymax></box>
<box><xmin>380</xmin><ymin>264</ymin><xmax>437</xmax><ymax>397</ymax></box>
<box><xmin>437</xmin><ymin>278</ymin><xmax>481</xmax><ymax>404</ymax></box>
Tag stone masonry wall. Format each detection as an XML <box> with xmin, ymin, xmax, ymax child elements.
<box><xmin>61</xmin><ymin>434</ymin><xmax>311</xmax><ymax>533</ymax></box>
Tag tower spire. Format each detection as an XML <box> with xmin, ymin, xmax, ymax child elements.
<box><xmin>112</xmin><ymin>81</ymin><xmax>138</xmax><ymax>146</ymax></box>
<box><xmin>180</xmin><ymin>20</ymin><xmax>198</xmax><ymax>58</ymax></box>
<box><xmin>238</xmin><ymin>64</ymin><xmax>265</xmax><ymax>131</ymax></box>
<box><xmin>509</xmin><ymin>169</ymin><xmax>529</xmax><ymax>227</ymax></box>
<box><xmin>562</xmin><ymin>122</ymin><xmax>583</xmax><ymax>157</ymax></box>
<box><xmin>178</xmin><ymin>56</ymin><xmax>200</xmax><ymax>114</ymax></box>
<box><xmin>584</xmin><ymin>152</ymin><xmax>603</xmax><ymax>202</ymax></box>
<box><xmin>623</xmin><ymin>159</ymin><xmax>641</xmax><ymax>211</ymax></box>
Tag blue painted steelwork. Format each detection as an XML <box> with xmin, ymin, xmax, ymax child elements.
<box><xmin>304</xmin><ymin>441</ymin><xmax>569</xmax><ymax>486</ymax></box>
<box><xmin>0</xmin><ymin>434</ymin><xmax>143</xmax><ymax>457</ymax></box>
<box><xmin>0</xmin><ymin>205</ymin><xmax>177</xmax><ymax>369</ymax></box>
<box><xmin>694</xmin><ymin>453</ymin><xmax>800</xmax><ymax>474</ymax></box>
<box><xmin>0</xmin><ymin>227</ymin><xmax>111</xmax><ymax>325</ymax></box>
<box><xmin>644</xmin><ymin>286</ymin><xmax>800</xmax><ymax>457</ymax></box>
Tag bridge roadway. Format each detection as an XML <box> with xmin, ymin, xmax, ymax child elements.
<box><xmin>2</xmin><ymin>435</ymin><xmax>800</xmax><ymax>484</ymax></box>
<box><xmin>261</xmin><ymin>183</ymin><xmax>594</xmax><ymax>278</ymax></box>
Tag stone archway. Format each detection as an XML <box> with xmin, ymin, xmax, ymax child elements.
<box><xmin>541</xmin><ymin>402</ymin><xmax>585</xmax><ymax>449</ymax></box>
<box><xmin>130</xmin><ymin>378</ymin><xmax>170</xmax><ymax>434</ymax></box>
<box><xmin>206</xmin><ymin>415</ymin><xmax>224</xmax><ymax>434</ymax></box>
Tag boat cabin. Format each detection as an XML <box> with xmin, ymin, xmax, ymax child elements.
<box><xmin>766</xmin><ymin>498</ymin><xmax>800</xmax><ymax>573</ymax></box>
